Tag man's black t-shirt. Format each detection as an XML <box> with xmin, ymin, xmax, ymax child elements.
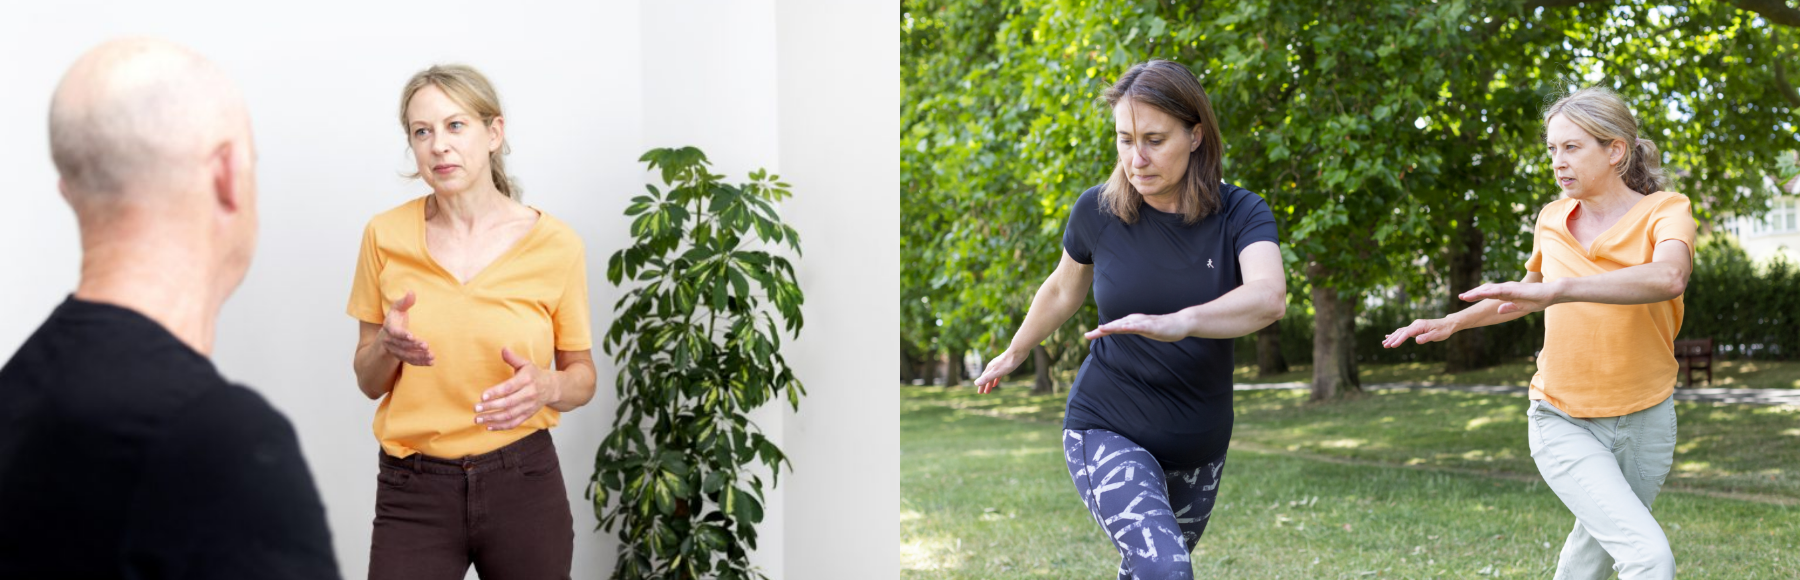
<box><xmin>0</xmin><ymin>297</ymin><xmax>341</xmax><ymax>579</ymax></box>
<box><xmin>1061</xmin><ymin>183</ymin><xmax>1279</xmax><ymax>469</ymax></box>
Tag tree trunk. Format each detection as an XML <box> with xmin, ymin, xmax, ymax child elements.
<box><xmin>900</xmin><ymin>343</ymin><xmax>918</xmax><ymax>383</ymax></box>
<box><xmin>942</xmin><ymin>348</ymin><xmax>962</xmax><ymax>388</ymax></box>
<box><xmin>1255</xmin><ymin>321</ymin><xmax>1289</xmax><ymax>378</ymax></box>
<box><xmin>1445</xmin><ymin>213</ymin><xmax>1489</xmax><ymax>373</ymax></box>
<box><xmin>920</xmin><ymin>348</ymin><xmax>937</xmax><ymax>386</ymax></box>
<box><xmin>1031</xmin><ymin>344</ymin><xmax>1056</xmax><ymax>394</ymax></box>
<box><xmin>1308</xmin><ymin>263</ymin><xmax>1363</xmax><ymax>401</ymax></box>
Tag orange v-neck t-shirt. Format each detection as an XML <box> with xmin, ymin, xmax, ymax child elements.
<box><xmin>1524</xmin><ymin>191</ymin><xmax>1696</xmax><ymax>418</ymax></box>
<box><xmin>348</xmin><ymin>196</ymin><xmax>592</xmax><ymax>459</ymax></box>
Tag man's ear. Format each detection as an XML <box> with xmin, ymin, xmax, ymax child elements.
<box><xmin>209</xmin><ymin>140</ymin><xmax>241</xmax><ymax>212</ymax></box>
<box><xmin>488</xmin><ymin>116</ymin><xmax>506</xmax><ymax>153</ymax></box>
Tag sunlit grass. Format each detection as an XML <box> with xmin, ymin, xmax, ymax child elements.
<box><xmin>901</xmin><ymin>385</ymin><xmax>1800</xmax><ymax>579</ymax></box>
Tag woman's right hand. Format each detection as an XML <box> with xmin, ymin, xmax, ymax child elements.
<box><xmin>380</xmin><ymin>291</ymin><xmax>435</xmax><ymax>366</ymax></box>
<box><xmin>972</xmin><ymin>349</ymin><xmax>1026</xmax><ymax>394</ymax></box>
<box><xmin>1382</xmin><ymin>317</ymin><xmax>1458</xmax><ymax>348</ymax></box>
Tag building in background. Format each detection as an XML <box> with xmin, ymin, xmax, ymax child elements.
<box><xmin>1718</xmin><ymin>175</ymin><xmax>1800</xmax><ymax>264</ymax></box>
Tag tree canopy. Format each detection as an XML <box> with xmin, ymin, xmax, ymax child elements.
<box><xmin>902</xmin><ymin>0</ymin><xmax>1800</xmax><ymax>394</ymax></box>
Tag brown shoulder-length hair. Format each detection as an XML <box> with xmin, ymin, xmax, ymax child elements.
<box><xmin>1100</xmin><ymin>60</ymin><xmax>1224</xmax><ymax>225</ymax></box>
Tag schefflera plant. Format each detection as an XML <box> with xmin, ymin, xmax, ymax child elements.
<box><xmin>589</xmin><ymin>146</ymin><xmax>805</xmax><ymax>580</ymax></box>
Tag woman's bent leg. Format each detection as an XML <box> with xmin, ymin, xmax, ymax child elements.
<box><xmin>1065</xmin><ymin>429</ymin><xmax>1194</xmax><ymax>580</ymax></box>
<box><xmin>1528</xmin><ymin>398</ymin><xmax>1676</xmax><ymax>580</ymax></box>
<box><xmin>1163</xmin><ymin>453</ymin><xmax>1227</xmax><ymax>551</ymax></box>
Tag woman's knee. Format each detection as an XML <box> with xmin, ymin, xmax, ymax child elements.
<box><xmin>1622</xmin><ymin>543</ymin><xmax>1676</xmax><ymax>578</ymax></box>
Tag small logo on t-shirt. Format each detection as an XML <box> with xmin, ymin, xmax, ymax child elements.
<box><xmin>1206</xmin><ymin>259</ymin><xmax>1214</xmax><ymax>268</ymax></box>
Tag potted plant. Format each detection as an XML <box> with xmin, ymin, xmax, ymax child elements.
<box><xmin>589</xmin><ymin>146</ymin><xmax>806</xmax><ymax>580</ymax></box>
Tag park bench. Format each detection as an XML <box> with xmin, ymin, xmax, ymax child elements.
<box><xmin>1673</xmin><ymin>338</ymin><xmax>1713</xmax><ymax>388</ymax></box>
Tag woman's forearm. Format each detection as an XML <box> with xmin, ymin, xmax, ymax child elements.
<box><xmin>1002</xmin><ymin>275</ymin><xmax>1088</xmax><ymax>356</ymax></box>
<box><xmin>548</xmin><ymin>360</ymin><xmax>596</xmax><ymax>412</ymax></box>
<box><xmin>1171</xmin><ymin>278</ymin><xmax>1285</xmax><ymax>339</ymax></box>
<box><xmin>1446</xmin><ymin>297</ymin><xmax>1535</xmax><ymax>331</ymax></box>
<box><xmin>353</xmin><ymin>335</ymin><xmax>400</xmax><ymax>400</ymax></box>
<box><xmin>1549</xmin><ymin>262</ymin><xmax>1687</xmax><ymax>306</ymax></box>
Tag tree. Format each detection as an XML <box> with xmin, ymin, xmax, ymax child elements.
<box><xmin>903</xmin><ymin>0</ymin><xmax>1105</xmax><ymax>390</ymax></box>
<box><xmin>1418</xmin><ymin>0</ymin><xmax>1800</xmax><ymax>373</ymax></box>
<box><xmin>902</xmin><ymin>0</ymin><xmax>1800</xmax><ymax>403</ymax></box>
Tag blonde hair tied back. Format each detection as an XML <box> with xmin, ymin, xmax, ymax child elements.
<box><xmin>399</xmin><ymin>64</ymin><xmax>519</xmax><ymax>200</ymax></box>
<box><xmin>1543</xmin><ymin>86</ymin><xmax>1664</xmax><ymax>195</ymax></box>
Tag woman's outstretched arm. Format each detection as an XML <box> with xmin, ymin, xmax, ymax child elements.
<box><xmin>972</xmin><ymin>251</ymin><xmax>1094</xmax><ymax>393</ymax></box>
<box><xmin>1083</xmin><ymin>241</ymin><xmax>1286</xmax><ymax>342</ymax></box>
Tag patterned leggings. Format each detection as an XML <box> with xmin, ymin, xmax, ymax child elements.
<box><xmin>1064</xmin><ymin>429</ymin><xmax>1227</xmax><ymax>580</ymax></box>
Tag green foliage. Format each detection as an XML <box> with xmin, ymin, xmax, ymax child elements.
<box><xmin>903</xmin><ymin>0</ymin><xmax>1800</xmax><ymax>380</ymax></box>
<box><xmin>1681</xmin><ymin>235</ymin><xmax>1800</xmax><ymax>360</ymax></box>
<box><xmin>589</xmin><ymin>147</ymin><xmax>804</xmax><ymax>580</ymax></box>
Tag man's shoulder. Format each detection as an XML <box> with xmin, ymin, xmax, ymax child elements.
<box><xmin>1</xmin><ymin>303</ymin><xmax>227</xmax><ymax>432</ymax></box>
<box><xmin>165</xmin><ymin>383</ymin><xmax>294</xmax><ymax>446</ymax></box>
<box><xmin>126</xmin><ymin>383</ymin><xmax>341</xmax><ymax>580</ymax></box>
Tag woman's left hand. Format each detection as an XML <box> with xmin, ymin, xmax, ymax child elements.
<box><xmin>1459</xmin><ymin>280</ymin><xmax>1558</xmax><ymax>315</ymax></box>
<box><xmin>1084</xmin><ymin>313</ymin><xmax>1190</xmax><ymax>342</ymax></box>
<box><xmin>475</xmin><ymin>348</ymin><xmax>561</xmax><ymax>430</ymax></box>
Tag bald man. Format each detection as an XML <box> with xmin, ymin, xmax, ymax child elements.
<box><xmin>0</xmin><ymin>39</ymin><xmax>340</xmax><ymax>579</ymax></box>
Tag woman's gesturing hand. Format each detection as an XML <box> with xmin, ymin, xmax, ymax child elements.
<box><xmin>1085</xmin><ymin>313</ymin><xmax>1189</xmax><ymax>343</ymax></box>
<box><xmin>380</xmin><ymin>290</ymin><xmax>435</xmax><ymax>366</ymax></box>
<box><xmin>1383</xmin><ymin>318</ymin><xmax>1459</xmax><ymax>348</ymax></box>
<box><xmin>1459</xmin><ymin>281</ymin><xmax>1557</xmax><ymax>315</ymax></box>
<box><xmin>972</xmin><ymin>349</ymin><xmax>1026</xmax><ymax>394</ymax></box>
<box><xmin>475</xmin><ymin>348</ymin><xmax>559</xmax><ymax>430</ymax></box>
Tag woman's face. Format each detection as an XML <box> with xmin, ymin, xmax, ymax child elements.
<box><xmin>1545</xmin><ymin>113</ymin><xmax>1627</xmax><ymax>198</ymax></box>
<box><xmin>1112</xmin><ymin>98</ymin><xmax>1199</xmax><ymax>199</ymax></box>
<box><xmin>406</xmin><ymin>84</ymin><xmax>503</xmax><ymax>195</ymax></box>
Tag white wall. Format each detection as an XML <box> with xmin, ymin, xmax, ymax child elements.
<box><xmin>638</xmin><ymin>2</ymin><xmax>788</xmax><ymax>576</ymax></box>
<box><xmin>0</xmin><ymin>2</ymin><xmax>896</xmax><ymax>579</ymax></box>
<box><xmin>776</xmin><ymin>1</ymin><xmax>901</xmax><ymax>578</ymax></box>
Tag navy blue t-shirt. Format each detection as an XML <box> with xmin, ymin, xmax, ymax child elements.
<box><xmin>1061</xmin><ymin>182</ymin><xmax>1279</xmax><ymax>469</ymax></box>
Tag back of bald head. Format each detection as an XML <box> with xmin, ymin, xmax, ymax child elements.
<box><xmin>49</xmin><ymin>38</ymin><xmax>247</xmax><ymax>205</ymax></box>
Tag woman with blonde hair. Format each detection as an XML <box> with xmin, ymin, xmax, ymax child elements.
<box><xmin>348</xmin><ymin>64</ymin><xmax>595</xmax><ymax>579</ymax></box>
<box><xmin>1385</xmin><ymin>86</ymin><xmax>1693</xmax><ymax>579</ymax></box>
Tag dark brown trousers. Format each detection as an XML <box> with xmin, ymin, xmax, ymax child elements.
<box><xmin>368</xmin><ymin>429</ymin><xmax>573</xmax><ymax>580</ymax></box>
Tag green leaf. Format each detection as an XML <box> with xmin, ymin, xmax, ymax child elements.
<box><xmin>712</xmin><ymin>274</ymin><xmax>730</xmax><ymax>312</ymax></box>
<box><xmin>727</xmin><ymin>267</ymin><xmax>751</xmax><ymax>304</ymax></box>
<box><xmin>731</xmin><ymin>487</ymin><xmax>764</xmax><ymax>524</ymax></box>
<box><xmin>703</xmin><ymin>470</ymin><xmax>727</xmax><ymax>494</ymax></box>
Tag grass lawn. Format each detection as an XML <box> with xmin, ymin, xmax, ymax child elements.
<box><xmin>901</xmin><ymin>384</ymin><xmax>1800</xmax><ymax>579</ymax></box>
<box><xmin>1231</xmin><ymin>359</ymin><xmax>1800</xmax><ymax>390</ymax></box>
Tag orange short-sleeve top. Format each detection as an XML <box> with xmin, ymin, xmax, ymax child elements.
<box><xmin>1524</xmin><ymin>191</ymin><xmax>1697</xmax><ymax>418</ymax></box>
<box><xmin>348</xmin><ymin>197</ymin><xmax>592</xmax><ymax>458</ymax></box>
